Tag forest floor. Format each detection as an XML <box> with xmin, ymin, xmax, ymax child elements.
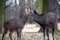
<box><xmin>0</xmin><ymin>32</ymin><xmax>60</xmax><ymax>40</ymax></box>
<box><xmin>0</xmin><ymin>23</ymin><xmax>60</xmax><ymax>40</ymax></box>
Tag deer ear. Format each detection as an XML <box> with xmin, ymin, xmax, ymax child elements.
<box><xmin>34</xmin><ymin>9</ymin><xmax>38</xmax><ymax>12</ymax></box>
<box><xmin>34</xmin><ymin>10</ymin><xmax>36</xmax><ymax>12</ymax></box>
<box><xmin>34</xmin><ymin>10</ymin><xmax>37</xmax><ymax>13</ymax></box>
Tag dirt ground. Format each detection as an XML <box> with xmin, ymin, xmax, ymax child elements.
<box><xmin>0</xmin><ymin>32</ymin><xmax>60</xmax><ymax>40</ymax></box>
<box><xmin>0</xmin><ymin>23</ymin><xmax>60</xmax><ymax>40</ymax></box>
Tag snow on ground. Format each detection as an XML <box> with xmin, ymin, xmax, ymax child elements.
<box><xmin>58</xmin><ymin>23</ymin><xmax>60</xmax><ymax>30</ymax></box>
<box><xmin>22</xmin><ymin>23</ymin><xmax>40</xmax><ymax>32</ymax></box>
<box><xmin>22</xmin><ymin>23</ymin><xmax>60</xmax><ymax>32</ymax></box>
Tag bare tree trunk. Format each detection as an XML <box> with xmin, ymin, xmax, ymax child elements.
<box><xmin>15</xmin><ymin>0</ymin><xmax>18</xmax><ymax>18</ymax></box>
<box><xmin>19</xmin><ymin>0</ymin><xmax>25</xmax><ymax>18</ymax></box>
<box><xmin>0</xmin><ymin>0</ymin><xmax>6</xmax><ymax>33</ymax></box>
<box><xmin>42</xmin><ymin>0</ymin><xmax>49</xmax><ymax>13</ymax></box>
<box><xmin>48</xmin><ymin>0</ymin><xmax>58</xmax><ymax>29</ymax></box>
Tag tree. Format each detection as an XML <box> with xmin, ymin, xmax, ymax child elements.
<box><xmin>0</xmin><ymin>0</ymin><xmax>12</xmax><ymax>33</ymax></box>
<box><xmin>48</xmin><ymin>0</ymin><xmax>58</xmax><ymax>29</ymax></box>
<box><xmin>19</xmin><ymin>0</ymin><xmax>25</xmax><ymax>18</ymax></box>
<box><xmin>36</xmin><ymin>0</ymin><xmax>43</xmax><ymax>14</ymax></box>
<box><xmin>0</xmin><ymin>0</ymin><xmax>4</xmax><ymax>33</ymax></box>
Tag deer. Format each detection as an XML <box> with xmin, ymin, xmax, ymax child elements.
<box><xmin>31</xmin><ymin>10</ymin><xmax>57</xmax><ymax>40</ymax></box>
<box><xmin>2</xmin><ymin>10</ymin><xmax>31</xmax><ymax>40</ymax></box>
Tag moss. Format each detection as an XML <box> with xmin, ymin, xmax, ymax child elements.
<box><xmin>0</xmin><ymin>0</ymin><xmax>4</xmax><ymax>33</ymax></box>
<box><xmin>42</xmin><ymin>0</ymin><xmax>49</xmax><ymax>13</ymax></box>
<box><xmin>0</xmin><ymin>25</ymin><xmax>2</xmax><ymax>33</ymax></box>
<box><xmin>54</xmin><ymin>28</ymin><xmax>59</xmax><ymax>35</ymax></box>
<box><xmin>36</xmin><ymin>0</ymin><xmax>49</xmax><ymax>14</ymax></box>
<box><xmin>38</xmin><ymin>0</ymin><xmax>43</xmax><ymax>14</ymax></box>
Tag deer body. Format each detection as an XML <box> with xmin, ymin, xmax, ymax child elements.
<box><xmin>2</xmin><ymin>14</ymin><xmax>30</xmax><ymax>40</ymax></box>
<box><xmin>31</xmin><ymin>10</ymin><xmax>56</xmax><ymax>40</ymax></box>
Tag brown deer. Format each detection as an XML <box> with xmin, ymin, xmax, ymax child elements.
<box><xmin>31</xmin><ymin>10</ymin><xmax>57</xmax><ymax>40</ymax></box>
<box><xmin>2</xmin><ymin>12</ymin><xmax>31</xmax><ymax>40</ymax></box>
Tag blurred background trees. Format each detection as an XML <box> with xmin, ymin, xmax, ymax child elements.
<box><xmin>0</xmin><ymin>0</ymin><xmax>60</xmax><ymax>33</ymax></box>
<box><xmin>0</xmin><ymin>0</ymin><xmax>3</xmax><ymax>33</ymax></box>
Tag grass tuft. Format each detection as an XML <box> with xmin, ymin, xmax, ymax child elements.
<box><xmin>54</xmin><ymin>28</ymin><xmax>59</xmax><ymax>35</ymax></box>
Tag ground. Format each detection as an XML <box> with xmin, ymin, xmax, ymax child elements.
<box><xmin>0</xmin><ymin>23</ymin><xmax>60</xmax><ymax>40</ymax></box>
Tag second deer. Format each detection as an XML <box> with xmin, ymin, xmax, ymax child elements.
<box><xmin>31</xmin><ymin>10</ymin><xmax>57</xmax><ymax>40</ymax></box>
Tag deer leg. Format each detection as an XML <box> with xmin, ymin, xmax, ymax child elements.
<box><xmin>2</xmin><ymin>30</ymin><xmax>7</xmax><ymax>40</ymax></box>
<box><xmin>17</xmin><ymin>30</ymin><xmax>21</xmax><ymax>40</ymax></box>
<box><xmin>9</xmin><ymin>32</ymin><xmax>13</xmax><ymax>40</ymax></box>
<box><xmin>38</xmin><ymin>27</ymin><xmax>43</xmax><ymax>32</ymax></box>
<box><xmin>43</xmin><ymin>28</ymin><xmax>45</xmax><ymax>40</ymax></box>
<box><xmin>46</xmin><ymin>28</ymin><xmax>49</xmax><ymax>40</ymax></box>
<box><xmin>52</xmin><ymin>29</ymin><xmax>54</xmax><ymax>40</ymax></box>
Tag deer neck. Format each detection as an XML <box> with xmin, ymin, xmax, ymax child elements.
<box><xmin>21</xmin><ymin>14</ymin><xmax>29</xmax><ymax>24</ymax></box>
<box><xmin>31</xmin><ymin>13</ymin><xmax>45</xmax><ymax>23</ymax></box>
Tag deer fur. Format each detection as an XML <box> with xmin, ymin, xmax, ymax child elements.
<box><xmin>31</xmin><ymin>10</ymin><xmax>56</xmax><ymax>40</ymax></box>
<box><xmin>2</xmin><ymin>13</ymin><xmax>31</xmax><ymax>40</ymax></box>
